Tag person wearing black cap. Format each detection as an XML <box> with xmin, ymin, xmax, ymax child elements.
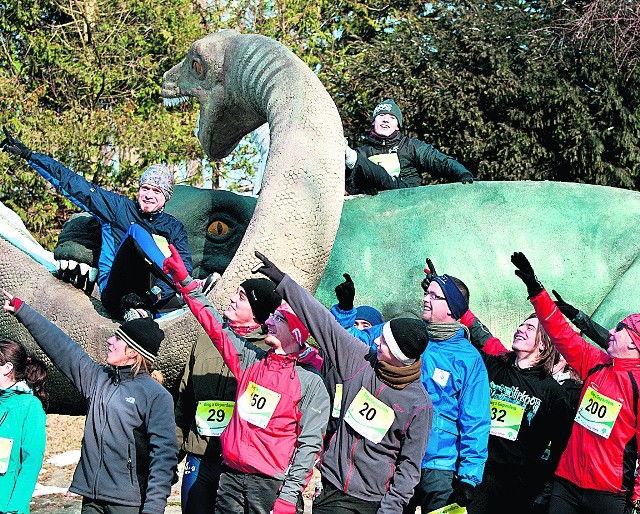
<box><xmin>340</xmin><ymin>262</ymin><xmax>490</xmax><ymax>513</ymax></box>
<box><xmin>344</xmin><ymin>98</ymin><xmax>474</xmax><ymax>194</ymax></box>
<box><xmin>1</xmin><ymin>289</ymin><xmax>178</xmax><ymax>514</ymax></box>
<box><xmin>173</xmin><ymin>274</ymin><xmax>285</xmax><ymax>514</ymax></box>
<box><xmin>252</xmin><ymin>252</ymin><xmax>433</xmax><ymax>514</ymax></box>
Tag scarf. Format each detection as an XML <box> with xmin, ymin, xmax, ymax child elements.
<box><xmin>227</xmin><ymin>318</ymin><xmax>261</xmax><ymax>337</ymax></box>
<box><xmin>376</xmin><ymin>358</ymin><xmax>422</xmax><ymax>390</ymax></box>
<box><xmin>424</xmin><ymin>321</ymin><xmax>469</xmax><ymax>342</ymax></box>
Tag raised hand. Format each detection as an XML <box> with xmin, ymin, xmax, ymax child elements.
<box><xmin>2</xmin><ymin>126</ymin><xmax>33</xmax><ymax>160</ymax></box>
<box><xmin>511</xmin><ymin>252</ymin><xmax>543</xmax><ymax>298</ymax></box>
<box><xmin>552</xmin><ymin>289</ymin><xmax>579</xmax><ymax>320</ymax></box>
<box><xmin>421</xmin><ymin>257</ymin><xmax>438</xmax><ymax>292</ymax></box>
<box><xmin>252</xmin><ymin>251</ymin><xmax>285</xmax><ymax>284</ymax></box>
<box><xmin>335</xmin><ymin>273</ymin><xmax>355</xmax><ymax>311</ymax></box>
<box><xmin>163</xmin><ymin>244</ymin><xmax>189</xmax><ymax>282</ymax></box>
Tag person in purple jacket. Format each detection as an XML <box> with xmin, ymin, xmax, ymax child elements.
<box><xmin>253</xmin><ymin>251</ymin><xmax>434</xmax><ymax>513</ymax></box>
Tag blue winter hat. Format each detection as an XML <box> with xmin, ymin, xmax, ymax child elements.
<box><xmin>356</xmin><ymin>305</ymin><xmax>384</xmax><ymax>327</ymax></box>
<box><xmin>432</xmin><ymin>274</ymin><xmax>469</xmax><ymax>320</ymax></box>
<box><xmin>371</xmin><ymin>99</ymin><xmax>403</xmax><ymax>128</ymax></box>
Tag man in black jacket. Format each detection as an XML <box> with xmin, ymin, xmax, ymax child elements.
<box><xmin>345</xmin><ymin>99</ymin><xmax>474</xmax><ymax>194</ymax></box>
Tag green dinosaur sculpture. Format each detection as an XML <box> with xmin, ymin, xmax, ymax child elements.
<box><xmin>2</xmin><ymin>31</ymin><xmax>639</xmax><ymax>415</ymax></box>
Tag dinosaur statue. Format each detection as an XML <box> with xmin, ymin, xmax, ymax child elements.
<box><xmin>3</xmin><ymin>31</ymin><xmax>640</xmax><ymax>415</ymax></box>
<box><xmin>0</xmin><ymin>30</ymin><xmax>344</xmax><ymax>413</ymax></box>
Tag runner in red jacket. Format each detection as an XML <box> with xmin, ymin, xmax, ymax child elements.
<box><xmin>511</xmin><ymin>252</ymin><xmax>640</xmax><ymax>514</ymax></box>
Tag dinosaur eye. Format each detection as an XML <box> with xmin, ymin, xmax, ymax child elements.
<box><xmin>208</xmin><ymin>220</ymin><xmax>229</xmax><ymax>237</ymax></box>
<box><xmin>191</xmin><ymin>59</ymin><xmax>203</xmax><ymax>76</ymax></box>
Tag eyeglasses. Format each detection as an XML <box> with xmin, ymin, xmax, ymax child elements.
<box><xmin>616</xmin><ymin>321</ymin><xmax>640</xmax><ymax>339</ymax></box>
<box><xmin>273</xmin><ymin>312</ymin><xmax>288</xmax><ymax>324</ymax></box>
<box><xmin>424</xmin><ymin>291</ymin><xmax>447</xmax><ymax>301</ymax></box>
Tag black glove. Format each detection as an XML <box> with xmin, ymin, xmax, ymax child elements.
<box><xmin>446</xmin><ymin>480</ymin><xmax>475</xmax><ymax>508</ymax></box>
<box><xmin>2</xmin><ymin>126</ymin><xmax>33</xmax><ymax>160</ymax></box>
<box><xmin>421</xmin><ymin>257</ymin><xmax>438</xmax><ymax>292</ymax></box>
<box><xmin>335</xmin><ymin>273</ymin><xmax>355</xmax><ymax>311</ymax></box>
<box><xmin>460</xmin><ymin>173</ymin><xmax>474</xmax><ymax>184</ymax></box>
<box><xmin>253</xmin><ymin>251</ymin><xmax>285</xmax><ymax>285</ymax></box>
<box><xmin>552</xmin><ymin>289</ymin><xmax>579</xmax><ymax>320</ymax></box>
<box><xmin>511</xmin><ymin>252</ymin><xmax>543</xmax><ymax>298</ymax></box>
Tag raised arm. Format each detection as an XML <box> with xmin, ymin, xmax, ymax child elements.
<box><xmin>510</xmin><ymin>252</ymin><xmax>608</xmax><ymax>378</ymax></box>
<box><xmin>2</xmin><ymin>290</ymin><xmax>100</xmax><ymax>398</ymax></box>
<box><xmin>552</xmin><ymin>290</ymin><xmax>609</xmax><ymax>349</ymax></box>
<box><xmin>252</xmin><ymin>252</ymin><xmax>373</xmax><ymax>377</ymax></box>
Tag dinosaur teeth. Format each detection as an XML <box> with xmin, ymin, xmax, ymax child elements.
<box><xmin>68</xmin><ymin>260</ymin><xmax>78</xmax><ymax>271</ymax></box>
<box><xmin>58</xmin><ymin>259</ymin><xmax>69</xmax><ymax>270</ymax></box>
<box><xmin>163</xmin><ymin>96</ymin><xmax>190</xmax><ymax>107</ymax></box>
<box><xmin>88</xmin><ymin>267</ymin><xmax>98</xmax><ymax>282</ymax></box>
<box><xmin>79</xmin><ymin>263</ymin><xmax>90</xmax><ymax>275</ymax></box>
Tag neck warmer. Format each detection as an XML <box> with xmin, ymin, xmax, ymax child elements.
<box><xmin>425</xmin><ymin>321</ymin><xmax>469</xmax><ymax>342</ymax></box>
<box><xmin>369</xmin><ymin>127</ymin><xmax>401</xmax><ymax>141</ymax></box>
<box><xmin>376</xmin><ymin>358</ymin><xmax>422</xmax><ymax>390</ymax></box>
<box><xmin>227</xmin><ymin>318</ymin><xmax>261</xmax><ymax>337</ymax></box>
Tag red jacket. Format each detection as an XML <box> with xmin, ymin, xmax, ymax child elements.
<box><xmin>531</xmin><ymin>290</ymin><xmax>640</xmax><ymax>499</ymax></box>
<box><xmin>181</xmin><ymin>286</ymin><xmax>329</xmax><ymax>505</ymax></box>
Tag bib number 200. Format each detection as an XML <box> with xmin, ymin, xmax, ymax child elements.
<box><xmin>584</xmin><ymin>397</ymin><xmax>607</xmax><ymax>418</ymax></box>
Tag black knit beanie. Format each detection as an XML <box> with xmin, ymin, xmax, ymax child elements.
<box><xmin>382</xmin><ymin>318</ymin><xmax>428</xmax><ymax>365</ymax></box>
<box><xmin>240</xmin><ymin>278</ymin><xmax>282</xmax><ymax>324</ymax></box>
<box><xmin>371</xmin><ymin>99</ymin><xmax>403</xmax><ymax>128</ymax></box>
<box><xmin>115</xmin><ymin>318</ymin><xmax>164</xmax><ymax>364</ymax></box>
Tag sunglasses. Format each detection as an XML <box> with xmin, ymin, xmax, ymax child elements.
<box><xmin>616</xmin><ymin>321</ymin><xmax>640</xmax><ymax>339</ymax></box>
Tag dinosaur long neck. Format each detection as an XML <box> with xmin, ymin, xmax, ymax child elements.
<box><xmin>211</xmin><ymin>33</ymin><xmax>344</xmax><ymax>311</ymax></box>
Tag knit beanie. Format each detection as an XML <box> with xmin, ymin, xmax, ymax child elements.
<box><xmin>114</xmin><ymin>318</ymin><xmax>164</xmax><ymax>364</ymax></box>
<box><xmin>139</xmin><ymin>164</ymin><xmax>174</xmax><ymax>201</ymax></box>
<box><xmin>432</xmin><ymin>274</ymin><xmax>469</xmax><ymax>320</ymax></box>
<box><xmin>371</xmin><ymin>99</ymin><xmax>403</xmax><ymax>128</ymax></box>
<box><xmin>356</xmin><ymin>305</ymin><xmax>384</xmax><ymax>327</ymax></box>
<box><xmin>240</xmin><ymin>278</ymin><xmax>282</xmax><ymax>324</ymax></box>
<box><xmin>382</xmin><ymin>318</ymin><xmax>428</xmax><ymax>365</ymax></box>
<box><xmin>621</xmin><ymin>314</ymin><xmax>640</xmax><ymax>351</ymax></box>
<box><xmin>276</xmin><ymin>303</ymin><xmax>310</xmax><ymax>346</ymax></box>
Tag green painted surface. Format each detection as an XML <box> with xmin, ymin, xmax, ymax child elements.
<box><xmin>316</xmin><ymin>181</ymin><xmax>640</xmax><ymax>346</ymax></box>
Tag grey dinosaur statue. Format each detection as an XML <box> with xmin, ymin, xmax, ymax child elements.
<box><xmin>0</xmin><ymin>30</ymin><xmax>344</xmax><ymax>413</ymax></box>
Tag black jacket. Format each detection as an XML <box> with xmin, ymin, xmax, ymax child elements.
<box><xmin>347</xmin><ymin>132</ymin><xmax>472</xmax><ymax>193</ymax></box>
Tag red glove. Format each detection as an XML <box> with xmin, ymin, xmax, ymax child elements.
<box><xmin>163</xmin><ymin>244</ymin><xmax>189</xmax><ymax>283</ymax></box>
<box><xmin>271</xmin><ymin>497</ymin><xmax>297</xmax><ymax>514</ymax></box>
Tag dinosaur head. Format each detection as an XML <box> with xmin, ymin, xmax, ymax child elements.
<box><xmin>162</xmin><ymin>30</ymin><xmax>265</xmax><ymax>160</ymax></box>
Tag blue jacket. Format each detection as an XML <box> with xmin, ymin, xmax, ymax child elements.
<box><xmin>334</xmin><ymin>307</ymin><xmax>491</xmax><ymax>487</ymax></box>
<box><xmin>28</xmin><ymin>153</ymin><xmax>192</xmax><ymax>298</ymax></box>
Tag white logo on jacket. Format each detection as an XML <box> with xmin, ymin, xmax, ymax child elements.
<box><xmin>125</xmin><ymin>397</ymin><xmax>136</xmax><ymax>404</ymax></box>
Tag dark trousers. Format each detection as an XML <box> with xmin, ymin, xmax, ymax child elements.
<box><xmin>403</xmin><ymin>468</ymin><xmax>454</xmax><ymax>514</ymax></box>
<box><xmin>101</xmin><ymin>224</ymin><xmax>176</xmax><ymax>317</ymax></box>
<box><xmin>548</xmin><ymin>477</ymin><xmax>627</xmax><ymax>514</ymax></box>
<box><xmin>81</xmin><ymin>498</ymin><xmax>140</xmax><ymax>514</ymax></box>
<box><xmin>181</xmin><ymin>453</ymin><xmax>223</xmax><ymax>514</ymax></box>
<box><xmin>312</xmin><ymin>479</ymin><xmax>379</xmax><ymax>514</ymax></box>
<box><xmin>214</xmin><ymin>466</ymin><xmax>301</xmax><ymax>514</ymax></box>
<box><xmin>467</xmin><ymin>469</ymin><xmax>543</xmax><ymax>514</ymax></box>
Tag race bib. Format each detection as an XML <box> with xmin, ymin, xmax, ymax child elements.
<box><xmin>428</xmin><ymin>504</ymin><xmax>466</xmax><ymax>514</ymax></box>
<box><xmin>575</xmin><ymin>385</ymin><xmax>622</xmax><ymax>439</ymax></box>
<box><xmin>489</xmin><ymin>398</ymin><xmax>525</xmax><ymax>441</ymax></box>
<box><xmin>344</xmin><ymin>387</ymin><xmax>395</xmax><ymax>444</ymax></box>
<box><xmin>236</xmin><ymin>382</ymin><xmax>281</xmax><ymax>429</ymax></box>
<box><xmin>332</xmin><ymin>384</ymin><xmax>343</xmax><ymax>418</ymax></box>
<box><xmin>432</xmin><ymin>367</ymin><xmax>450</xmax><ymax>387</ymax></box>
<box><xmin>368</xmin><ymin>154</ymin><xmax>401</xmax><ymax>177</ymax></box>
<box><xmin>195</xmin><ymin>400</ymin><xmax>234</xmax><ymax>437</ymax></box>
<box><xmin>0</xmin><ymin>437</ymin><xmax>13</xmax><ymax>474</ymax></box>
<box><xmin>152</xmin><ymin>234</ymin><xmax>171</xmax><ymax>258</ymax></box>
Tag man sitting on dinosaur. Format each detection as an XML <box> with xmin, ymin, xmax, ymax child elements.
<box><xmin>1</xmin><ymin>126</ymin><xmax>214</xmax><ymax>320</ymax></box>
